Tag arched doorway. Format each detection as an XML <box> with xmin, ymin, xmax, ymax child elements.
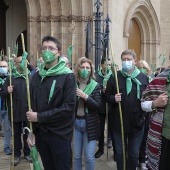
<box><xmin>0</xmin><ymin>0</ymin><xmax>8</xmax><ymax>52</ymax></box>
<box><xmin>124</xmin><ymin>0</ymin><xmax>160</xmax><ymax>67</ymax></box>
<box><xmin>128</xmin><ymin>18</ymin><xmax>141</xmax><ymax>61</ymax></box>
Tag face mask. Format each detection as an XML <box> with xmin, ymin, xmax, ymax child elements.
<box><xmin>122</xmin><ymin>61</ymin><xmax>133</xmax><ymax>72</ymax></box>
<box><xmin>42</xmin><ymin>50</ymin><xmax>56</xmax><ymax>64</ymax></box>
<box><xmin>103</xmin><ymin>66</ymin><xmax>111</xmax><ymax>73</ymax></box>
<box><xmin>79</xmin><ymin>69</ymin><xmax>89</xmax><ymax>79</ymax></box>
<box><xmin>139</xmin><ymin>68</ymin><xmax>147</xmax><ymax>74</ymax></box>
<box><xmin>0</xmin><ymin>67</ymin><xmax>8</xmax><ymax>75</ymax></box>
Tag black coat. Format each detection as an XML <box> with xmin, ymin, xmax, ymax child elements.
<box><xmin>0</xmin><ymin>76</ymin><xmax>8</xmax><ymax>111</ymax></box>
<box><xmin>0</xmin><ymin>76</ymin><xmax>29</xmax><ymax>122</ymax></box>
<box><xmin>75</xmin><ymin>82</ymin><xmax>101</xmax><ymax>141</ymax></box>
<box><xmin>106</xmin><ymin>71</ymin><xmax>149</xmax><ymax>133</ymax></box>
<box><xmin>95</xmin><ymin>72</ymin><xmax>111</xmax><ymax>115</ymax></box>
<box><xmin>30</xmin><ymin>72</ymin><xmax>76</xmax><ymax>141</ymax></box>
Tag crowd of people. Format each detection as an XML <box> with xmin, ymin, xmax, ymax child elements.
<box><xmin>0</xmin><ymin>35</ymin><xmax>169</xmax><ymax>170</ymax></box>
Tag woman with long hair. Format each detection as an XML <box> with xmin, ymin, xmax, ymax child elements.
<box><xmin>74</xmin><ymin>57</ymin><xmax>101</xmax><ymax>170</ymax></box>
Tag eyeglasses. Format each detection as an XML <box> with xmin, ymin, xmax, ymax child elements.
<box><xmin>0</xmin><ymin>66</ymin><xmax>7</xmax><ymax>68</ymax></box>
<box><xmin>122</xmin><ymin>58</ymin><xmax>133</xmax><ymax>61</ymax></box>
<box><xmin>42</xmin><ymin>46</ymin><xmax>58</xmax><ymax>52</ymax></box>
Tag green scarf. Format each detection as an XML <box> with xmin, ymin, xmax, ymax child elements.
<box><xmin>0</xmin><ymin>77</ymin><xmax>6</xmax><ymax>85</ymax></box>
<box><xmin>9</xmin><ymin>57</ymin><xmax>28</xmax><ymax>79</ymax></box>
<box><xmin>120</xmin><ymin>66</ymin><xmax>141</xmax><ymax>99</ymax></box>
<box><xmin>39</xmin><ymin>57</ymin><xmax>73</xmax><ymax>81</ymax></box>
<box><xmin>98</xmin><ymin>70</ymin><xmax>112</xmax><ymax>87</ymax></box>
<box><xmin>13</xmin><ymin>69</ymin><xmax>27</xmax><ymax>79</ymax></box>
<box><xmin>77</xmin><ymin>79</ymin><xmax>98</xmax><ymax>113</ymax></box>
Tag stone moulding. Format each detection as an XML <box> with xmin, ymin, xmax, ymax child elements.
<box><xmin>27</xmin><ymin>15</ymin><xmax>94</xmax><ymax>22</ymax></box>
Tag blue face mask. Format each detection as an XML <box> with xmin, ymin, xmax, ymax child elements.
<box><xmin>122</xmin><ymin>61</ymin><xmax>133</xmax><ymax>72</ymax></box>
<box><xmin>0</xmin><ymin>67</ymin><xmax>8</xmax><ymax>75</ymax></box>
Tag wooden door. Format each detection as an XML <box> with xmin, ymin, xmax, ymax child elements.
<box><xmin>128</xmin><ymin>18</ymin><xmax>141</xmax><ymax>61</ymax></box>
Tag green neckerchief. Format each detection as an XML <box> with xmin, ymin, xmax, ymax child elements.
<box><xmin>9</xmin><ymin>56</ymin><xmax>28</xmax><ymax>79</ymax></box>
<box><xmin>39</xmin><ymin>57</ymin><xmax>73</xmax><ymax>81</ymax></box>
<box><xmin>98</xmin><ymin>70</ymin><xmax>112</xmax><ymax>87</ymax></box>
<box><xmin>0</xmin><ymin>77</ymin><xmax>7</xmax><ymax>85</ymax></box>
<box><xmin>77</xmin><ymin>79</ymin><xmax>98</xmax><ymax>113</ymax></box>
<box><xmin>120</xmin><ymin>66</ymin><xmax>141</xmax><ymax>99</ymax></box>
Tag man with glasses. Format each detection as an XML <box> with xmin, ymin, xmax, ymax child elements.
<box><xmin>106</xmin><ymin>50</ymin><xmax>149</xmax><ymax>170</ymax></box>
<box><xmin>0</xmin><ymin>60</ymin><xmax>12</xmax><ymax>155</ymax></box>
<box><xmin>26</xmin><ymin>36</ymin><xmax>76</xmax><ymax>170</ymax></box>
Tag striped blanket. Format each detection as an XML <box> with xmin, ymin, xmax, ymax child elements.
<box><xmin>141</xmin><ymin>67</ymin><xmax>170</xmax><ymax>170</ymax></box>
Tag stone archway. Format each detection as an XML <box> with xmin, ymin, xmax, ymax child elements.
<box><xmin>123</xmin><ymin>0</ymin><xmax>160</xmax><ymax>67</ymax></box>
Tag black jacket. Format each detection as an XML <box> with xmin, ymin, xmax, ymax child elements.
<box><xmin>0</xmin><ymin>76</ymin><xmax>29</xmax><ymax>122</ymax></box>
<box><xmin>106</xmin><ymin>71</ymin><xmax>149</xmax><ymax>133</ymax></box>
<box><xmin>30</xmin><ymin>72</ymin><xmax>76</xmax><ymax>141</ymax></box>
<box><xmin>0</xmin><ymin>76</ymin><xmax>8</xmax><ymax>111</ymax></box>
<box><xmin>95</xmin><ymin>72</ymin><xmax>111</xmax><ymax>115</ymax></box>
<box><xmin>75</xmin><ymin>82</ymin><xmax>101</xmax><ymax>141</ymax></box>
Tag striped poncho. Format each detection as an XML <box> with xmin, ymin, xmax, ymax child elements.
<box><xmin>141</xmin><ymin>67</ymin><xmax>170</xmax><ymax>170</ymax></box>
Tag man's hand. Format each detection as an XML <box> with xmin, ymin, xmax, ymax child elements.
<box><xmin>27</xmin><ymin>134</ymin><xmax>35</xmax><ymax>150</ymax></box>
<box><xmin>76</xmin><ymin>88</ymin><xmax>88</xmax><ymax>100</ymax></box>
<box><xmin>26</xmin><ymin>111</ymin><xmax>38</xmax><ymax>122</ymax></box>
<box><xmin>152</xmin><ymin>92</ymin><xmax>168</xmax><ymax>108</ymax></box>
<box><xmin>115</xmin><ymin>93</ymin><xmax>122</xmax><ymax>103</ymax></box>
<box><xmin>7</xmin><ymin>86</ymin><xmax>13</xmax><ymax>93</ymax></box>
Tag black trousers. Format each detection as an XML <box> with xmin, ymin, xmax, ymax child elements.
<box><xmin>159</xmin><ymin>136</ymin><xmax>170</xmax><ymax>170</ymax></box>
<box><xmin>14</xmin><ymin>121</ymin><xmax>30</xmax><ymax>157</ymax></box>
<box><xmin>98</xmin><ymin>114</ymin><xmax>114</xmax><ymax>151</ymax></box>
<box><xmin>35</xmin><ymin>131</ymin><xmax>71</xmax><ymax>170</ymax></box>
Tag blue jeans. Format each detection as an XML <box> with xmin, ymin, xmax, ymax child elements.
<box><xmin>113</xmin><ymin>128</ymin><xmax>144</xmax><ymax>170</ymax></box>
<box><xmin>0</xmin><ymin>110</ymin><xmax>11</xmax><ymax>148</ymax></box>
<box><xmin>74</xmin><ymin>119</ymin><xmax>96</xmax><ymax>170</ymax></box>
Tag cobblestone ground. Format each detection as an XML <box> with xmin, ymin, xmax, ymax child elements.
<box><xmin>0</xmin><ymin>125</ymin><xmax>117</xmax><ymax>170</ymax></box>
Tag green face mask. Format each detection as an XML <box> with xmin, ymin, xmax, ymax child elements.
<box><xmin>79</xmin><ymin>69</ymin><xmax>89</xmax><ymax>79</ymax></box>
<box><xmin>42</xmin><ymin>50</ymin><xmax>56</xmax><ymax>64</ymax></box>
<box><xmin>103</xmin><ymin>67</ymin><xmax>111</xmax><ymax>73</ymax></box>
<box><xmin>139</xmin><ymin>68</ymin><xmax>147</xmax><ymax>74</ymax></box>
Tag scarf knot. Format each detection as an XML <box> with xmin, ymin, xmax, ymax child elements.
<box><xmin>39</xmin><ymin>58</ymin><xmax>73</xmax><ymax>81</ymax></box>
<box><xmin>120</xmin><ymin>66</ymin><xmax>141</xmax><ymax>99</ymax></box>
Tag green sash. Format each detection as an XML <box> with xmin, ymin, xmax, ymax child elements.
<box><xmin>120</xmin><ymin>66</ymin><xmax>141</xmax><ymax>99</ymax></box>
<box><xmin>77</xmin><ymin>79</ymin><xmax>98</xmax><ymax>113</ymax></box>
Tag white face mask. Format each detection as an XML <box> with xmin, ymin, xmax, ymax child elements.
<box><xmin>122</xmin><ymin>61</ymin><xmax>133</xmax><ymax>72</ymax></box>
<box><xmin>0</xmin><ymin>67</ymin><xmax>8</xmax><ymax>75</ymax></box>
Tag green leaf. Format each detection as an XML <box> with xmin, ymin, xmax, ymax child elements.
<box><xmin>162</xmin><ymin>55</ymin><xmax>166</xmax><ymax>66</ymax></box>
<box><xmin>67</xmin><ymin>45</ymin><xmax>73</xmax><ymax>64</ymax></box>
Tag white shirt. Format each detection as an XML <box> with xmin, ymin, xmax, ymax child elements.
<box><xmin>141</xmin><ymin>101</ymin><xmax>153</xmax><ymax>112</ymax></box>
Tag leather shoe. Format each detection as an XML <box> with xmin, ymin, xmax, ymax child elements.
<box><xmin>95</xmin><ymin>150</ymin><xmax>104</xmax><ymax>158</ymax></box>
<box><xmin>24</xmin><ymin>155</ymin><xmax>33</xmax><ymax>163</ymax></box>
<box><xmin>11</xmin><ymin>157</ymin><xmax>20</xmax><ymax>166</ymax></box>
<box><xmin>107</xmin><ymin>139</ymin><xmax>112</xmax><ymax>148</ymax></box>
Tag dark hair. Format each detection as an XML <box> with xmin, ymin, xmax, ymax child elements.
<box><xmin>42</xmin><ymin>36</ymin><xmax>61</xmax><ymax>51</ymax></box>
<box><xmin>101</xmin><ymin>58</ymin><xmax>111</xmax><ymax>64</ymax></box>
<box><xmin>121</xmin><ymin>50</ymin><xmax>137</xmax><ymax>59</ymax></box>
<box><xmin>156</xmin><ymin>67</ymin><xmax>165</xmax><ymax>72</ymax></box>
